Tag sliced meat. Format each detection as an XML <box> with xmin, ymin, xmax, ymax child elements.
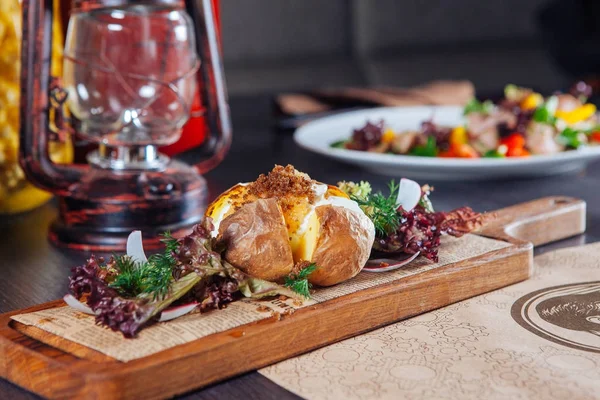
<box><xmin>466</xmin><ymin>110</ymin><xmax>516</xmax><ymax>153</ymax></box>
<box><xmin>390</xmin><ymin>131</ymin><xmax>419</xmax><ymax>154</ymax></box>
<box><xmin>526</xmin><ymin>122</ymin><xmax>564</xmax><ymax>155</ymax></box>
<box><xmin>556</xmin><ymin>94</ymin><xmax>583</xmax><ymax>112</ymax></box>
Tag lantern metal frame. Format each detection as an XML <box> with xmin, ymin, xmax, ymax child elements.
<box><xmin>19</xmin><ymin>0</ymin><xmax>231</xmax><ymax>251</ymax></box>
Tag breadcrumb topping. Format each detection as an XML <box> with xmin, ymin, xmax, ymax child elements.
<box><xmin>249</xmin><ymin>165</ymin><xmax>316</xmax><ymax>202</ymax></box>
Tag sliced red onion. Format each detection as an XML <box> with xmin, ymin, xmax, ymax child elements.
<box><xmin>126</xmin><ymin>230</ymin><xmax>148</xmax><ymax>264</ymax></box>
<box><xmin>364</xmin><ymin>252</ymin><xmax>420</xmax><ymax>273</ymax></box>
<box><xmin>396</xmin><ymin>178</ymin><xmax>422</xmax><ymax>212</ymax></box>
<box><xmin>63</xmin><ymin>294</ymin><xmax>94</xmax><ymax>315</ymax></box>
<box><xmin>158</xmin><ymin>302</ymin><xmax>198</xmax><ymax>322</ymax></box>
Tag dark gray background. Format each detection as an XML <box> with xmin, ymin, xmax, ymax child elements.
<box><xmin>219</xmin><ymin>0</ymin><xmax>569</xmax><ymax>95</ymax></box>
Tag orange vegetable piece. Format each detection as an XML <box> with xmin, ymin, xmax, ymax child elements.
<box><xmin>440</xmin><ymin>143</ymin><xmax>479</xmax><ymax>158</ymax></box>
<box><xmin>520</xmin><ymin>93</ymin><xmax>543</xmax><ymax>111</ymax></box>
<box><xmin>457</xmin><ymin>143</ymin><xmax>479</xmax><ymax>158</ymax></box>
<box><xmin>449</xmin><ymin>126</ymin><xmax>468</xmax><ymax>145</ymax></box>
<box><xmin>506</xmin><ymin>147</ymin><xmax>530</xmax><ymax>157</ymax></box>
<box><xmin>381</xmin><ymin>128</ymin><xmax>395</xmax><ymax>144</ymax></box>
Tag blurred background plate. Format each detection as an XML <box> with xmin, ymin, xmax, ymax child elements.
<box><xmin>294</xmin><ymin>106</ymin><xmax>600</xmax><ymax>181</ymax></box>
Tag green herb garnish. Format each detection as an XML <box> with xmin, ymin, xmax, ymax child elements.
<box><xmin>284</xmin><ymin>263</ymin><xmax>318</xmax><ymax>298</ymax></box>
<box><xmin>532</xmin><ymin>107</ymin><xmax>556</xmax><ymax>125</ymax></box>
<box><xmin>109</xmin><ymin>256</ymin><xmax>145</xmax><ymax>298</ymax></box>
<box><xmin>410</xmin><ymin>136</ymin><xmax>438</xmax><ymax>157</ymax></box>
<box><xmin>350</xmin><ymin>180</ymin><xmax>401</xmax><ymax>237</ymax></box>
<box><xmin>109</xmin><ymin>232</ymin><xmax>179</xmax><ymax>300</ymax></box>
<box><xmin>463</xmin><ymin>98</ymin><xmax>495</xmax><ymax>115</ymax></box>
<box><xmin>557</xmin><ymin>127</ymin><xmax>586</xmax><ymax>149</ymax></box>
<box><xmin>532</xmin><ymin>96</ymin><xmax>558</xmax><ymax>125</ymax></box>
<box><xmin>483</xmin><ymin>149</ymin><xmax>506</xmax><ymax>158</ymax></box>
<box><xmin>330</xmin><ymin>140</ymin><xmax>348</xmax><ymax>149</ymax></box>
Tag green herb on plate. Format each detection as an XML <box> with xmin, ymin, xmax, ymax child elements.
<box><xmin>532</xmin><ymin>96</ymin><xmax>558</xmax><ymax>125</ymax></box>
<box><xmin>463</xmin><ymin>98</ymin><xmax>495</xmax><ymax>115</ymax></box>
<box><xmin>330</xmin><ymin>140</ymin><xmax>348</xmax><ymax>149</ymax></box>
<box><xmin>410</xmin><ymin>136</ymin><xmax>438</xmax><ymax>157</ymax></box>
<box><xmin>557</xmin><ymin>127</ymin><xmax>586</xmax><ymax>149</ymax></box>
<box><xmin>483</xmin><ymin>149</ymin><xmax>506</xmax><ymax>158</ymax></box>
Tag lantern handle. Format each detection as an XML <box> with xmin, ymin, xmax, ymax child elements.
<box><xmin>186</xmin><ymin>0</ymin><xmax>232</xmax><ymax>174</ymax></box>
<box><xmin>19</xmin><ymin>0</ymin><xmax>83</xmax><ymax>196</ymax></box>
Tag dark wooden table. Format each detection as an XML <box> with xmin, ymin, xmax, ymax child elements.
<box><xmin>1</xmin><ymin>95</ymin><xmax>598</xmax><ymax>399</ymax></box>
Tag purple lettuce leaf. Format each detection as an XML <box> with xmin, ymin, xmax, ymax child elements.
<box><xmin>372</xmin><ymin>206</ymin><xmax>486</xmax><ymax>262</ymax></box>
<box><xmin>69</xmin><ymin>256</ymin><xmax>203</xmax><ymax>337</ymax></box>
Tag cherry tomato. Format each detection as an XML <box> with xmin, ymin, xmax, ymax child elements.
<box><xmin>590</xmin><ymin>132</ymin><xmax>600</xmax><ymax>143</ymax></box>
<box><xmin>438</xmin><ymin>149</ymin><xmax>457</xmax><ymax>158</ymax></box>
<box><xmin>500</xmin><ymin>133</ymin><xmax>525</xmax><ymax>149</ymax></box>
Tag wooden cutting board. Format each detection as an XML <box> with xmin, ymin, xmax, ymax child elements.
<box><xmin>0</xmin><ymin>197</ymin><xmax>586</xmax><ymax>399</ymax></box>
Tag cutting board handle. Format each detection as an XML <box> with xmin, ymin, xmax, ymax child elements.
<box><xmin>478</xmin><ymin>196</ymin><xmax>586</xmax><ymax>246</ymax></box>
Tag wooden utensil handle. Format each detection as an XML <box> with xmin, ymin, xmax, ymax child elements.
<box><xmin>478</xmin><ymin>196</ymin><xmax>586</xmax><ymax>246</ymax></box>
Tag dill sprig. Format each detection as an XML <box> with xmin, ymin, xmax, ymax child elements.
<box><xmin>142</xmin><ymin>254</ymin><xmax>174</xmax><ymax>300</ymax></box>
<box><xmin>161</xmin><ymin>231</ymin><xmax>179</xmax><ymax>256</ymax></box>
<box><xmin>351</xmin><ymin>180</ymin><xmax>401</xmax><ymax>237</ymax></box>
<box><xmin>109</xmin><ymin>256</ymin><xmax>145</xmax><ymax>298</ymax></box>
<box><xmin>109</xmin><ymin>232</ymin><xmax>180</xmax><ymax>300</ymax></box>
<box><xmin>284</xmin><ymin>263</ymin><xmax>318</xmax><ymax>298</ymax></box>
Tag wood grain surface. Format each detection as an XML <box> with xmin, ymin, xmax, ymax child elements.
<box><xmin>0</xmin><ymin>196</ymin><xmax>586</xmax><ymax>399</ymax></box>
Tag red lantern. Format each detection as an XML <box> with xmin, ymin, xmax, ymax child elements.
<box><xmin>19</xmin><ymin>0</ymin><xmax>231</xmax><ymax>251</ymax></box>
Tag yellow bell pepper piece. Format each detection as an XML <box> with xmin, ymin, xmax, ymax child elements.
<box><xmin>555</xmin><ymin>104</ymin><xmax>597</xmax><ymax>125</ymax></box>
<box><xmin>449</xmin><ymin>126</ymin><xmax>468</xmax><ymax>145</ymax></box>
<box><xmin>520</xmin><ymin>93</ymin><xmax>543</xmax><ymax>111</ymax></box>
<box><xmin>382</xmin><ymin>128</ymin><xmax>395</xmax><ymax>144</ymax></box>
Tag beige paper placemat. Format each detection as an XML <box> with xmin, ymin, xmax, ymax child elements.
<box><xmin>260</xmin><ymin>243</ymin><xmax>600</xmax><ymax>400</ymax></box>
<box><xmin>11</xmin><ymin>234</ymin><xmax>508</xmax><ymax>362</ymax></box>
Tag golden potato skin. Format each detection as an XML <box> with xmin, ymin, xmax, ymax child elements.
<box><xmin>217</xmin><ymin>198</ymin><xmax>294</xmax><ymax>281</ymax></box>
<box><xmin>308</xmin><ymin>205</ymin><xmax>375</xmax><ymax>286</ymax></box>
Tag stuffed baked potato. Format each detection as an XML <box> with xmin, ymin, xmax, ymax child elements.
<box><xmin>206</xmin><ymin>165</ymin><xmax>375</xmax><ymax>286</ymax></box>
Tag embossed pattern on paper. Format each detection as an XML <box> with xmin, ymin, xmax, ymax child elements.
<box><xmin>259</xmin><ymin>243</ymin><xmax>600</xmax><ymax>400</ymax></box>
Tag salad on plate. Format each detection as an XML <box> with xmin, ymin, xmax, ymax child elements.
<box><xmin>332</xmin><ymin>84</ymin><xmax>600</xmax><ymax>158</ymax></box>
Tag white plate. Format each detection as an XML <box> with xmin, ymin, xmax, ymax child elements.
<box><xmin>294</xmin><ymin>106</ymin><xmax>600</xmax><ymax>181</ymax></box>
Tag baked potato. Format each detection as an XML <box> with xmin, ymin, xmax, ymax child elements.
<box><xmin>206</xmin><ymin>165</ymin><xmax>375</xmax><ymax>286</ymax></box>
